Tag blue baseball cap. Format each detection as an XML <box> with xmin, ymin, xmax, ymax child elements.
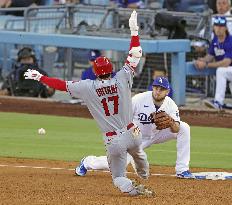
<box><xmin>88</xmin><ymin>50</ymin><xmax>101</xmax><ymax>61</ymax></box>
<box><xmin>152</xmin><ymin>77</ymin><xmax>170</xmax><ymax>89</ymax></box>
<box><xmin>213</xmin><ymin>16</ymin><xmax>227</xmax><ymax>26</ymax></box>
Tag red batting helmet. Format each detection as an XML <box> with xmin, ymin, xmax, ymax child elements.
<box><xmin>93</xmin><ymin>56</ymin><xmax>113</xmax><ymax>77</ymax></box>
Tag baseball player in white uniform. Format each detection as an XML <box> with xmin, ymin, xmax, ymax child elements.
<box><xmin>76</xmin><ymin>76</ymin><xmax>193</xmax><ymax>179</ymax></box>
<box><xmin>24</xmin><ymin>11</ymin><xmax>153</xmax><ymax>196</ymax></box>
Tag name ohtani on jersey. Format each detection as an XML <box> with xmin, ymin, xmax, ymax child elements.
<box><xmin>96</xmin><ymin>84</ymin><xmax>118</xmax><ymax>97</ymax></box>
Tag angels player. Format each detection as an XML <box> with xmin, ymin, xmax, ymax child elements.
<box><xmin>76</xmin><ymin>76</ymin><xmax>193</xmax><ymax>179</ymax></box>
<box><xmin>24</xmin><ymin>11</ymin><xmax>153</xmax><ymax>196</ymax></box>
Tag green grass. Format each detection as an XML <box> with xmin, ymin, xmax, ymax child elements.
<box><xmin>0</xmin><ymin>112</ymin><xmax>231</xmax><ymax>169</ymax></box>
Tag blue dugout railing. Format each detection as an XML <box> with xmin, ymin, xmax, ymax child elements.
<box><xmin>0</xmin><ymin>31</ymin><xmax>192</xmax><ymax>105</ymax></box>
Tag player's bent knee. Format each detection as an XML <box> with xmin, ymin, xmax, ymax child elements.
<box><xmin>180</xmin><ymin>121</ymin><xmax>190</xmax><ymax>135</ymax></box>
<box><xmin>113</xmin><ymin>177</ymin><xmax>134</xmax><ymax>193</ymax></box>
<box><xmin>216</xmin><ymin>67</ymin><xmax>227</xmax><ymax>75</ymax></box>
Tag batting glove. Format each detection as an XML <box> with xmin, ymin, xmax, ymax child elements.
<box><xmin>129</xmin><ymin>10</ymin><xmax>139</xmax><ymax>36</ymax></box>
<box><xmin>24</xmin><ymin>69</ymin><xmax>43</xmax><ymax>81</ymax></box>
<box><xmin>127</xmin><ymin>46</ymin><xmax>142</xmax><ymax>67</ymax></box>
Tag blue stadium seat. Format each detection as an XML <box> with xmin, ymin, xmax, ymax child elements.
<box><xmin>0</xmin><ymin>15</ymin><xmax>24</xmax><ymax>31</ymax></box>
<box><xmin>74</xmin><ymin>7</ymin><xmax>113</xmax><ymax>29</ymax></box>
<box><xmin>27</xmin><ymin>8</ymin><xmax>66</xmax><ymax>33</ymax></box>
<box><xmin>81</xmin><ymin>0</ymin><xmax>110</xmax><ymax>6</ymax></box>
<box><xmin>0</xmin><ymin>44</ymin><xmax>17</xmax><ymax>78</ymax></box>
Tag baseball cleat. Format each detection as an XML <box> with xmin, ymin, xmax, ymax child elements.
<box><xmin>132</xmin><ymin>180</ymin><xmax>154</xmax><ymax>197</ymax></box>
<box><xmin>176</xmin><ymin>170</ymin><xmax>194</xmax><ymax>179</ymax></box>
<box><xmin>75</xmin><ymin>158</ymin><xmax>87</xmax><ymax>176</ymax></box>
<box><xmin>204</xmin><ymin>100</ymin><xmax>222</xmax><ymax>110</ymax></box>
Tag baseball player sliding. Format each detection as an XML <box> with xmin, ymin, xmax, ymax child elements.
<box><xmin>24</xmin><ymin>11</ymin><xmax>153</xmax><ymax>196</ymax></box>
<box><xmin>76</xmin><ymin>76</ymin><xmax>193</xmax><ymax>179</ymax></box>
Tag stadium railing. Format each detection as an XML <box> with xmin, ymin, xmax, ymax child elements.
<box><xmin>0</xmin><ymin>5</ymin><xmax>216</xmax><ymax>102</ymax></box>
<box><xmin>0</xmin><ymin>30</ymin><xmax>190</xmax><ymax>105</ymax></box>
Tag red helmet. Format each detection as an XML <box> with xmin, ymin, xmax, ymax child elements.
<box><xmin>93</xmin><ymin>56</ymin><xmax>113</xmax><ymax>77</ymax></box>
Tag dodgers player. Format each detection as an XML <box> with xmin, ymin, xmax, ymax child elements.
<box><xmin>76</xmin><ymin>76</ymin><xmax>193</xmax><ymax>178</ymax></box>
<box><xmin>24</xmin><ymin>11</ymin><xmax>152</xmax><ymax>196</ymax></box>
<box><xmin>195</xmin><ymin>16</ymin><xmax>232</xmax><ymax>109</ymax></box>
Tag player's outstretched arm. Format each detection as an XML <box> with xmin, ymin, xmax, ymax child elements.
<box><xmin>126</xmin><ymin>10</ymin><xmax>142</xmax><ymax>70</ymax></box>
<box><xmin>24</xmin><ymin>69</ymin><xmax>67</xmax><ymax>91</ymax></box>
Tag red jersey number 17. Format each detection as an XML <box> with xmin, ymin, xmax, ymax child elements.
<box><xmin>101</xmin><ymin>95</ymin><xmax>119</xmax><ymax>116</ymax></box>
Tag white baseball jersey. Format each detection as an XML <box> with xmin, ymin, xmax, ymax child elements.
<box><xmin>66</xmin><ymin>65</ymin><xmax>134</xmax><ymax>133</ymax></box>
<box><xmin>132</xmin><ymin>91</ymin><xmax>180</xmax><ymax>137</ymax></box>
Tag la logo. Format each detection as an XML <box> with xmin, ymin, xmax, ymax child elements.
<box><xmin>159</xmin><ymin>78</ymin><xmax>162</xmax><ymax>83</ymax></box>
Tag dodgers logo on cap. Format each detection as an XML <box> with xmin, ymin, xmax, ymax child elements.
<box><xmin>89</xmin><ymin>50</ymin><xmax>101</xmax><ymax>61</ymax></box>
<box><xmin>152</xmin><ymin>77</ymin><xmax>170</xmax><ymax>89</ymax></box>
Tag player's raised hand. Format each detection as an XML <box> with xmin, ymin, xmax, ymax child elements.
<box><xmin>129</xmin><ymin>10</ymin><xmax>139</xmax><ymax>36</ymax></box>
<box><xmin>24</xmin><ymin>69</ymin><xmax>43</xmax><ymax>81</ymax></box>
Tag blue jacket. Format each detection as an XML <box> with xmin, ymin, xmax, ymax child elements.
<box><xmin>81</xmin><ymin>67</ymin><xmax>97</xmax><ymax>80</ymax></box>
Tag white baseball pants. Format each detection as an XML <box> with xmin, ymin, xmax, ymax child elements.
<box><xmin>214</xmin><ymin>66</ymin><xmax>232</xmax><ymax>104</ymax></box>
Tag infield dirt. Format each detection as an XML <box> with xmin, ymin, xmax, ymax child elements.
<box><xmin>0</xmin><ymin>96</ymin><xmax>231</xmax><ymax>205</ymax></box>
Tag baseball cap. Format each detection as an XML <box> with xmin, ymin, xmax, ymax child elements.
<box><xmin>213</xmin><ymin>16</ymin><xmax>227</xmax><ymax>27</ymax></box>
<box><xmin>152</xmin><ymin>77</ymin><xmax>170</xmax><ymax>90</ymax></box>
<box><xmin>88</xmin><ymin>50</ymin><xmax>101</xmax><ymax>61</ymax></box>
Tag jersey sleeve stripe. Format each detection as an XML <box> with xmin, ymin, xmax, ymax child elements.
<box><xmin>66</xmin><ymin>82</ymin><xmax>75</xmax><ymax>98</ymax></box>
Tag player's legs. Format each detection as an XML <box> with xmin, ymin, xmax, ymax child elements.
<box><xmin>128</xmin><ymin>148</ymin><xmax>149</xmax><ymax>179</ymax></box>
<box><xmin>215</xmin><ymin>66</ymin><xmax>232</xmax><ymax>104</ymax></box>
<box><xmin>82</xmin><ymin>156</ymin><xmax>109</xmax><ymax>170</ymax></box>
<box><xmin>141</xmin><ymin>121</ymin><xmax>190</xmax><ymax>173</ymax></box>
<box><xmin>175</xmin><ymin>121</ymin><xmax>190</xmax><ymax>174</ymax></box>
<box><xmin>105</xmin><ymin>132</ymin><xmax>139</xmax><ymax>195</ymax></box>
<box><xmin>78</xmin><ymin>154</ymin><xmax>134</xmax><ymax>173</ymax></box>
<box><xmin>142</xmin><ymin>129</ymin><xmax>177</xmax><ymax>148</ymax></box>
<box><xmin>127</xmin><ymin>129</ymin><xmax>149</xmax><ymax>179</ymax></box>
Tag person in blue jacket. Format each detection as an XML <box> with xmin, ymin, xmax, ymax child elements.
<box><xmin>81</xmin><ymin>50</ymin><xmax>101</xmax><ymax>80</ymax></box>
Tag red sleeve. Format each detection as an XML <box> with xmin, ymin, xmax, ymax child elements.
<box><xmin>129</xmin><ymin>35</ymin><xmax>140</xmax><ymax>50</ymax></box>
<box><xmin>40</xmin><ymin>76</ymin><xmax>67</xmax><ymax>91</ymax></box>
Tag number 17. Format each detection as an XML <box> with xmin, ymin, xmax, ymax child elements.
<box><xmin>101</xmin><ymin>95</ymin><xmax>119</xmax><ymax>116</ymax></box>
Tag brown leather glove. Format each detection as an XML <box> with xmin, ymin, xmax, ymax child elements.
<box><xmin>150</xmin><ymin>110</ymin><xmax>175</xmax><ymax>130</ymax></box>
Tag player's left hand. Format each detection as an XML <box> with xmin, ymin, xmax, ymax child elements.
<box><xmin>24</xmin><ymin>69</ymin><xmax>43</xmax><ymax>81</ymax></box>
<box><xmin>129</xmin><ymin>10</ymin><xmax>139</xmax><ymax>36</ymax></box>
<box><xmin>150</xmin><ymin>111</ymin><xmax>175</xmax><ymax>130</ymax></box>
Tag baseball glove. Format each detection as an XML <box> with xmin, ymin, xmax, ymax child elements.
<box><xmin>150</xmin><ymin>111</ymin><xmax>175</xmax><ymax>130</ymax></box>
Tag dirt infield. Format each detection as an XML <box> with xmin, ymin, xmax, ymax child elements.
<box><xmin>0</xmin><ymin>96</ymin><xmax>232</xmax><ymax>205</ymax></box>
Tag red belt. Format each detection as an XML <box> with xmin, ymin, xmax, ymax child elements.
<box><xmin>106</xmin><ymin>123</ymin><xmax>134</xmax><ymax>137</ymax></box>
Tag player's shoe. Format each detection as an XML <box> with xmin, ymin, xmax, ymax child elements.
<box><xmin>131</xmin><ymin>180</ymin><xmax>154</xmax><ymax>197</ymax></box>
<box><xmin>75</xmin><ymin>158</ymin><xmax>87</xmax><ymax>176</ymax></box>
<box><xmin>204</xmin><ymin>100</ymin><xmax>222</xmax><ymax>110</ymax></box>
<box><xmin>176</xmin><ymin>170</ymin><xmax>194</xmax><ymax>179</ymax></box>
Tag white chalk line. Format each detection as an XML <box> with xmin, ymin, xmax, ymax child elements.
<box><xmin>0</xmin><ymin>164</ymin><xmax>175</xmax><ymax>177</ymax></box>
